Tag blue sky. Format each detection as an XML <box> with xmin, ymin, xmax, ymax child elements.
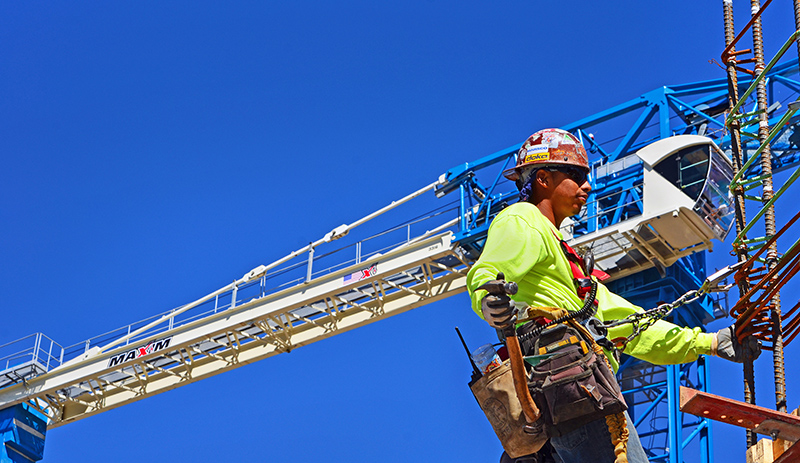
<box><xmin>2</xmin><ymin>2</ymin><xmax>799</xmax><ymax>462</ymax></box>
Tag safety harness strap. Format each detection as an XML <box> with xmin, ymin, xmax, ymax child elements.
<box><xmin>558</xmin><ymin>237</ymin><xmax>629</xmax><ymax>462</ymax></box>
<box><xmin>557</xmin><ymin>237</ymin><xmax>609</xmax><ymax>298</ymax></box>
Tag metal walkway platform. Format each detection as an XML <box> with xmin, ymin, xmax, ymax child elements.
<box><xmin>0</xmin><ymin>231</ymin><xmax>469</xmax><ymax>427</ymax></box>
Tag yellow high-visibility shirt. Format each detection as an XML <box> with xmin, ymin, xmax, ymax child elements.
<box><xmin>466</xmin><ymin>201</ymin><xmax>713</xmax><ymax>371</ymax></box>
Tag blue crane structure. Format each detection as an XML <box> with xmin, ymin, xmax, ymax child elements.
<box><xmin>1</xmin><ymin>53</ymin><xmax>798</xmax><ymax>462</ymax></box>
<box><xmin>441</xmin><ymin>56</ymin><xmax>800</xmax><ymax>462</ymax></box>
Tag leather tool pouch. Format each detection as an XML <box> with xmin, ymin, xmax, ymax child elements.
<box><xmin>470</xmin><ymin>360</ymin><xmax>547</xmax><ymax>458</ymax></box>
<box><xmin>524</xmin><ymin>322</ymin><xmax>627</xmax><ymax>437</ymax></box>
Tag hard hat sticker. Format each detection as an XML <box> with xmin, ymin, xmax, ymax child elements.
<box><xmin>524</xmin><ymin>152</ymin><xmax>549</xmax><ymax>163</ymax></box>
<box><xmin>541</xmin><ymin>132</ymin><xmax>559</xmax><ymax>147</ymax></box>
<box><xmin>525</xmin><ymin>145</ymin><xmax>548</xmax><ymax>154</ymax></box>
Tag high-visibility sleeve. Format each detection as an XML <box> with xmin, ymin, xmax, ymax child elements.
<box><xmin>466</xmin><ymin>203</ymin><xmax>581</xmax><ymax>319</ymax></box>
<box><xmin>596</xmin><ymin>284</ymin><xmax>714</xmax><ymax>368</ymax></box>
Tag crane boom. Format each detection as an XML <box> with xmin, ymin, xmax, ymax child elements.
<box><xmin>0</xmin><ymin>232</ymin><xmax>468</xmax><ymax>427</ymax></box>
<box><xmin>2</xmin><ymin>58</ymin><xmax>799</xmax><ymax>463</ymax></box>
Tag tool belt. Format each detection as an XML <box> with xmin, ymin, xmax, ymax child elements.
<box><xmin>470</xmin><ymin>360</ymin><xmax>548</xmax><ymax>458</ymax></box>
<box><xmin>520</xmin><ymin>319</ymin><xmax>627</xmax><ymax>437</ymax></box>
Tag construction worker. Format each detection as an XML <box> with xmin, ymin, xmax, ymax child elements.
<box><xmin>466</xmin><ymin>128</ymin><xmax>759</xmax><ymax>463</ymax></box>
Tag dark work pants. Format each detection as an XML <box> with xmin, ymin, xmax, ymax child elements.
<box><xmin>502</xmin><ymin>412</ymin><xmax>648</xmax><ymax>463</ymax></box>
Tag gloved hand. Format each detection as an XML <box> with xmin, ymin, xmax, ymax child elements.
<box><xmin>711</xmin><ymin>325</ymin><xmax>761</xmax><ymax>363</ymax></box>
<box><xmin>481</xmin><ymin>292</ymin><xmax>517</xmax><ymax>329</ymax></box>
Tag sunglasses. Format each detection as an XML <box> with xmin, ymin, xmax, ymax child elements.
<box><xmin>544</xmin><ymin>166</ymin><xmax>590</xmax><ymax>185</ymax></box>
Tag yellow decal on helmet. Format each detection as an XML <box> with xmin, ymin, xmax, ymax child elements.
<box><xmin>521</xmin><ymin>144</ymin><xmax>549</xmax><ymax>163</ymax></box>
<box><xmin>524</xmin><ymin>152</ymin><xmax>550</xmax><ymax>163</ymax></box>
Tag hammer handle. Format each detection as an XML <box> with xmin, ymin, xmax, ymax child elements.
<box><xmin>506</xmin><ymin>330</ymin><xmax>541</xmax><ymax>423</ymax></box>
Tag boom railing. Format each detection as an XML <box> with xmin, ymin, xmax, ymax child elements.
<box><xmin>0</xmin><ymin>334</ymin><xmax>64</xmax><ymax>390</ymax></box>
<box><xmin>0</xmin><ymin>194</ymin><xmax>464</xmax><ymax>377</ymax></box>
<box><xmin>0</xmin><ymin>334</ymin><xmax>62</xmax><ymax>372</ymax></box>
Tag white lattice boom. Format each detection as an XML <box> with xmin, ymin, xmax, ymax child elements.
<box><xmin>0</xmin><ymin>232</ymin><xmax>470</xmax><ymax>428</ymax></box>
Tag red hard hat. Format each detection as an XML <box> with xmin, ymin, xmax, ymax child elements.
<box><xmin>503</xmin><ymin>128</ymin><xmax>590</xmax><ymax>182</ymax></box>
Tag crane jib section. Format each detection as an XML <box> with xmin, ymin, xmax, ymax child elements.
<box><xmin>0</xmin><ymin>232</ymin><xmax>470</xmax><ymax>428</ymax></box>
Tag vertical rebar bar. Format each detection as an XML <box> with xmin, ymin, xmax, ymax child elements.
<box><xmin>750</xmin><ymin>0</ymin><xmax>787</xmax><ymax>415</ymax></box>
<box><xmin>795</xmin><ymin>0</ymin><xmax>800</xmax><ymax>68</ymax></box>
<box><xmin>723</xmin><ymin>0</ymin><xmax>758</xmax><ymax>448</ymax></box>
<box><xmin>724</xmin><ymin>5</ymin><xmax>748</xmax><ymax>238</ymax></box>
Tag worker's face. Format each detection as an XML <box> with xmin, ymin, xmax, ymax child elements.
<box><xmin>550</xmin><ymin>167</ymin><xmax>591</xmax><ymax>217</ymax></box>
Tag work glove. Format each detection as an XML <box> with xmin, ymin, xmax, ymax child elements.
<box><xmin>711</xmin><ymin>325</ymin><xmax>761</xmax><ymax>363</ymax></box>
<box><xmin>481</xmin><ymin>292</ymin><xmax>518</xmax><ymax>329</ymax></box>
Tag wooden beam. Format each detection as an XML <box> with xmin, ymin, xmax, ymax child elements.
<box><xmin>680</xmin><ymin>387</ymin><xmax>800</xmax><ymax>442</ymax></box>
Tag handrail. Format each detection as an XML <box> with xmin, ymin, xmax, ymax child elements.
<box><xmin>36</xmin><ymin>202</ymin><xmax>460</xmax><ymax>368</ymax></box>
<box><xmin>95</xmin><ymin>179</ymin><xmax>445</xmax><ymax>355</ymax></box>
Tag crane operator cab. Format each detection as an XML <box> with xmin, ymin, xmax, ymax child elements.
<box><xmin>639</xmin><ymin>135</ymin><xmax>735</xmax><ymax>242</ymax></box>
<box><xmin>570</xmin><ymin>135</ymin><xmax>736</xmax><ymax>282</ymax></box>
